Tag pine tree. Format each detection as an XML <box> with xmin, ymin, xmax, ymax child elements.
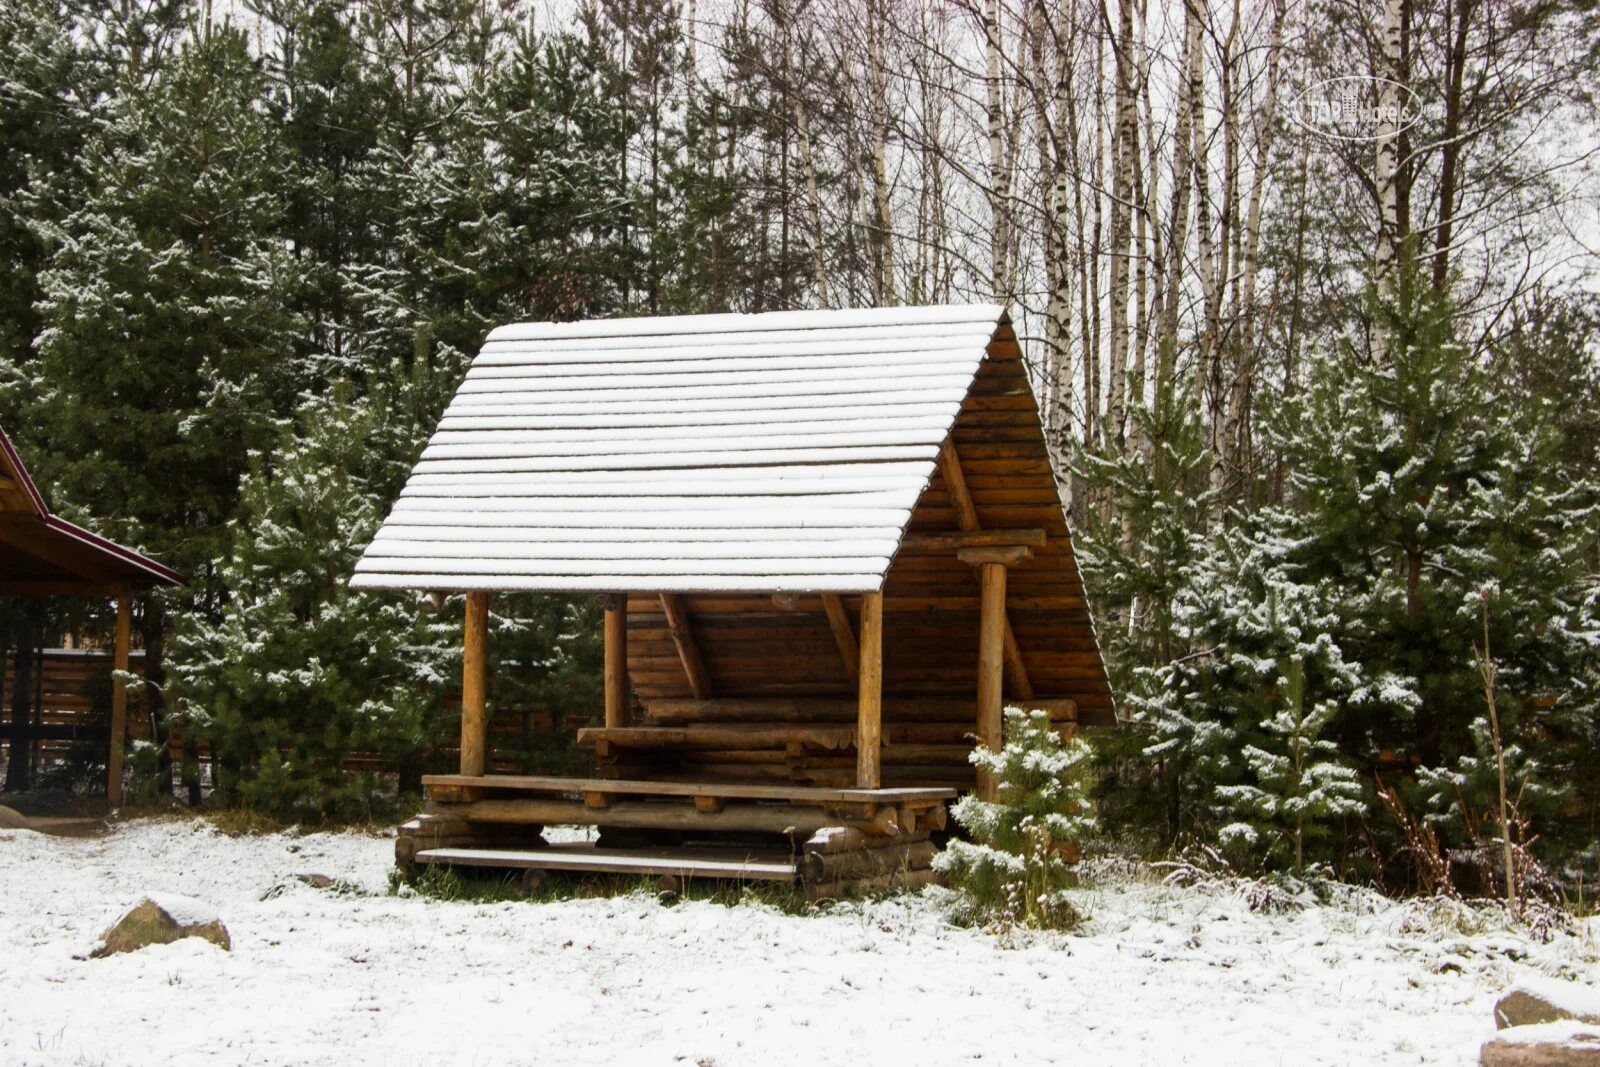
<box><xmin>171</xmin><ymin>387</ymin><xmax>453</xmax><ymax>820</ymax></box>
<box><xmin>1216</xmin><ymin>654</ymin><xmax>1366</xmax><ymax>870</ymax></box>
<box><xmin>30</xmin><ymin>21</ymin><xmax>305</xmax><ymax>794</ymax></box>
<box><xmin>1141</xmin><ymin>266</ymin><xmax>1599</xmax><ymax>878</ymax></box>
<box><xmin>935</xmin><ymin>708</ymin><xmax>1096</xmax><ymax>928</ymax></box>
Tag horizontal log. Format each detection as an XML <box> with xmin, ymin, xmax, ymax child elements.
<box><xmin>803</xmin><ymin>866</ymin><xmax>940</xmax><ymax>901</ymax></box>
<box><xmin>430</xmin><ymin>797</ymin><xmax>898</xmax><ymax>836</ymax></box>
<box><xmin>578</xmin><ymin>724</ymin><xmax>856</xmax><ymax>752</ymax></box>
<box><xmin>802</xmin><ymin>840</ymin><xmax>938</xmax><ymax>882</ymax></box>
<box><xmin>900</xmin><ymin>529</ymin><xmax>1046</xmax><ymax>552</ymax></box>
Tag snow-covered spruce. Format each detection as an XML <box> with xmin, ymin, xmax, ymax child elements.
<box><xmin>935</xmin><ymin>706</ymin><xmax>1096</xmax><ymax>928</ymax></box>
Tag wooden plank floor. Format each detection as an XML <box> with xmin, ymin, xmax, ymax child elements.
<box><xmin>416</xmin><ymin>843</ymin><xmax>800</xmax><ymax>882</ymax></box>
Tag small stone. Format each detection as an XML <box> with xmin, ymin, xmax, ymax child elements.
<box><xmin>295</xmin><ymin>873</ymin><xmax>336</xmax><ymax>889</ymax></box>
<box><xmin>0</xmin><ymin>805</ymin><xmax>29</xmax><ymax>830</ymax></box>
<box><xmin>1498</xmin><ymin>979</ymin><xmax>1600</xmax><ymax>1030</ymax></box>
<box><xmin>92</xmin><ymin>895</ymin><xmax>231</xmax><ymax>957</ymax></box>
<box><xmin>1481</xmin><ymin>1023</ymin><xmax>1600</xmax><ymax>1066</ymax></box>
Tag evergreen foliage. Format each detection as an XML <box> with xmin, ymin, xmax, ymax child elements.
<box><xmin>936</xmin><ymin>708</ymin><xmax>1096</xmax><ymax>929</ymax></box>
<box><xmin>170</xmin><ymin>388</ymin><xmax>451</xmax><ymax>820</ymax></box>
<box><xmin>1102</xmin><ymin>270</ymin><xmax>1600</xmax><ymax>883</ymax></box>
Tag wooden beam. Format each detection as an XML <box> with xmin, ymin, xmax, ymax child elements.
<box><xmin>460</xmin><ymin>591</ymin><xmax>490</xmax><ymax>776</ymax></box>
<box><xmin>604</xmin><ymin>595</ymin><xmax>629</xmax><ymax>728</ymax></box>
<box><xmin>956</xmin><ymin>544</ymin><xmax>1035</xmax><ymax>567</ymax></box>
<box><xmin>1002</xmin><ymin>626</ymin><xmax>1036</xmax><ymax>701</ymax></box>
<box><xmin>820</xmin><ymin>593</ymin><xmax>859</xmax><ymax>682</ymax></box>
<box><xmin>856</xmin><ymin>591</ymin><xmax>884</xmax><ymax>789</ymax></box>
<box><xmin>939</xmin><ymin>437</ymin><xmax>1035</xmax><ymax>700</ymax></box>
<box><xmin>937</xmin><ymin>439</ymin><xmax>981</xmax><ymax>532</ymax></box>
<box><xmin>976</xmin><ymin>562</ymin><xmax>1007</xmax><ymax>800</ymax></box>
<box><xmin>902</xmin><ymin>529</ymin><xmax>1046</xmax><ymax>552</ymax></box>
<box><xmin>107</xmin><ymin>588</ymin><xmax>131</xmax><ymax>805</ymax></box>
<box><xmin>658</xmin><ymin>593</ymin><xmax>712</xmax><ymax>699</ymax></box>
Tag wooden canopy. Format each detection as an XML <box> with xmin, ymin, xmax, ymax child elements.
<box><xmin>356</xmin><ymin>305</ymin><xmax>1113</xmax><ymax>798</ymax></box>
<box><xmin>1</xmin><ymin>422</ymin><xmax>183</xmax><ymax>802</ymax></box>
<box><xmin>1</xmin><ymin>425</ymin><xmax>184</xmax><ymax>597</ymax></box>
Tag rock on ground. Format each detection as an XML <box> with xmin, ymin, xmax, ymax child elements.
<box><xmin>0</xmin><ymin>806</ymin><xmax>28</xmax><ymax>830</ymax></box>
<box><xmin>1499</xmin><ymin>978</ymin><xmax>1600</xmax><ymax>1029</ymax></box>
<box><xmin>1482</xmin><ymin>1022</ymin><xmax>1600</xmax><ymax>1066</ymax></box>
<box><xmin>92</xmin><ymin>894</ymin><xmax>231</xmax><ymax>957</ymax></box>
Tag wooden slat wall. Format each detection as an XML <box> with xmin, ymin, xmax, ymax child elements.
<box><xmin>0</xmin><ymin>650</ymin><xmax>560</xmax><ymax>782</ymax></box>
<box><xmin>0</xmin><ymin>650</ymin><xmax>144</xmax><ymax>772</ymax></box>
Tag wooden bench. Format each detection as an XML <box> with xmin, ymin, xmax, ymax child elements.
<box><xmin>578</xmin><ymin>698</ymin><xmax>1080</xmax><ymax>789</ymax></box>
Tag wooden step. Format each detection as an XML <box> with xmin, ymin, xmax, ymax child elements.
<box><xmin>416</xmin><ymin>843</ymin><xmax>799</xmax><ymax>882</ymax></box>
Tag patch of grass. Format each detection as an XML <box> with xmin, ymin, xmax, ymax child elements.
<box><xmin>203</xmin><ymin>808</ymin><xmax>293</xmax><ymax>837</ymax></box>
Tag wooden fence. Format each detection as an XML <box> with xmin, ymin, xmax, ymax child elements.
<box><xmin>1</xmin><ymin>648</ymin><xmax>578</xmax><ymax>790</ymax></box>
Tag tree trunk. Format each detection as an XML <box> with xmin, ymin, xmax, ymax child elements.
<box><xmin>1105</xmin><ymin>0</ymin><xmax>1138</xmax><ymax>451</ymax></box>
<box><xmin>868</xmin><ymin>0</ymin><xmax>895</xmax><ymax>306</ymax></box>
<box><xmin>1373</xmin><ymin>0</ymin><xmax>1408</xmax><ymax>359</ymax></box>
<box><xmin>985</xmin><ymin>0</ymin><xmax>1009</xmax><ymax>302</ymax></box>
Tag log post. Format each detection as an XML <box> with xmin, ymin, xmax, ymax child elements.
<box><xmin>604</xmin><ymin>595</ymin><xmax>629</xmax><ymax>728</ymax></box>
<box><xmin>856</xmin><ymin>591</ymin><xmax>884</xmax><ymax>789</ymax></box>
<box><xmin>107</xmin><ymin>587</ymin><xmax>131</xmax><ymax>805</ymax></box>
<box><xmin>976</xmin><ymin>563</ymin><xmax>1007</xmax><ymax>799</ymax></box>
<box><xmin>959</xmin><ymin>544</ymin><xmax>1032</xmax><ymax>800</ymax></box>
<box><xmin>460</xmin><ymin>591</ymin><xmax>490</xmax><ymax>777</ymax></box>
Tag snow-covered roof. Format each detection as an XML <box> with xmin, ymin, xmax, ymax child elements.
<box><xmin>352</xmin><ymin>304</ymin><xmax>1006</xmax><ymax>593</ymax></box>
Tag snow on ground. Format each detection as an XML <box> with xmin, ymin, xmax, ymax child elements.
<box><xmin>2</xmin><ymin>820</ymin><xmax>1597</xmax><ymax>1066</ymax></box>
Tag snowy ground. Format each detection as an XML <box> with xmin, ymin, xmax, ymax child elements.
<box><xmin>2</xmin><ymin>819</ymin><xmax>1596</xmax><ymax>1066</ymax></box>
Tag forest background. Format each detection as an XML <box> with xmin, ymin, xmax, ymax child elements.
<box><xmin>1</xmin><ymin>0</ymin><xmax>1597</xmax><ymax>896</ymax></box>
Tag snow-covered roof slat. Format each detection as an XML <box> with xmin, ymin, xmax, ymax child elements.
<box><xmin>352</xmin><ymin>304</ymin><xmax>1005</xmax><ymax>593</ymax></box>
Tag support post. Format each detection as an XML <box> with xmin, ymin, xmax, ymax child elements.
<box><xmin>107</xmin><ymin>588</ymin><xmax>131</xmax><ymax>805</ymax></box>
<box><xmin>856</xmin><ymin>591</ymin><xmax>884</xmax><ymax>789</ymax></box>
<box><xmin>976</xmin><ymin>562</ymin><xmax>1008</xmax><ymax>800</ymax></box>
<box><xmin>460</xmin><ymin>591</ymin><xmax>489</xmax><ymax>777</ymax></box>
<box><xmin>604</xmin><ymin>595</ymin><xmax>629</xmax><ymax>728</ymax></box>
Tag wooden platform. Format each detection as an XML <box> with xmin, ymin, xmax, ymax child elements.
<box><xmin>399</xmin><ymin>773</ymin><xmax>952</xmax><ymax>898</ymax></box>
<box><xmin>416</xmin><ymin>843</ymin><xmax>800</xmax><ymax>882</ymax></box>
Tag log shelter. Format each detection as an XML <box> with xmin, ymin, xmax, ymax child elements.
<box><xmin>354</xmin><ymin>305</ymin><xmax>1113</xmax><ymax>894</ymax></box>
<box><xmin>0</xmin><ymin>424</ymin><xmax>185</xmax><ymax>801</ymax></box>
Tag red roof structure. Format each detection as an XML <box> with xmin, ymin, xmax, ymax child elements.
<box><xmin>0</xmin><ymin>424</ymin><xmax>184</xmax><ymax>596</ymax></box>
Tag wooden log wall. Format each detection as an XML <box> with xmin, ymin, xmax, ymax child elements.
<box><xmin>610</xmin><ymin>327</ymin><xmax>1112</xmax><ymax>791</ymax></box>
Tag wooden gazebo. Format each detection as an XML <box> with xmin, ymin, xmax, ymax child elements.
<box><xmin>354</xmin><ymin>305</ymin><xmax>1112</xmax><ymax>894</ymax></box>
<box><xmin>1</xmin><ymin>424</ymin><xmax>185</xmax><ymax>801</ymax></box>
